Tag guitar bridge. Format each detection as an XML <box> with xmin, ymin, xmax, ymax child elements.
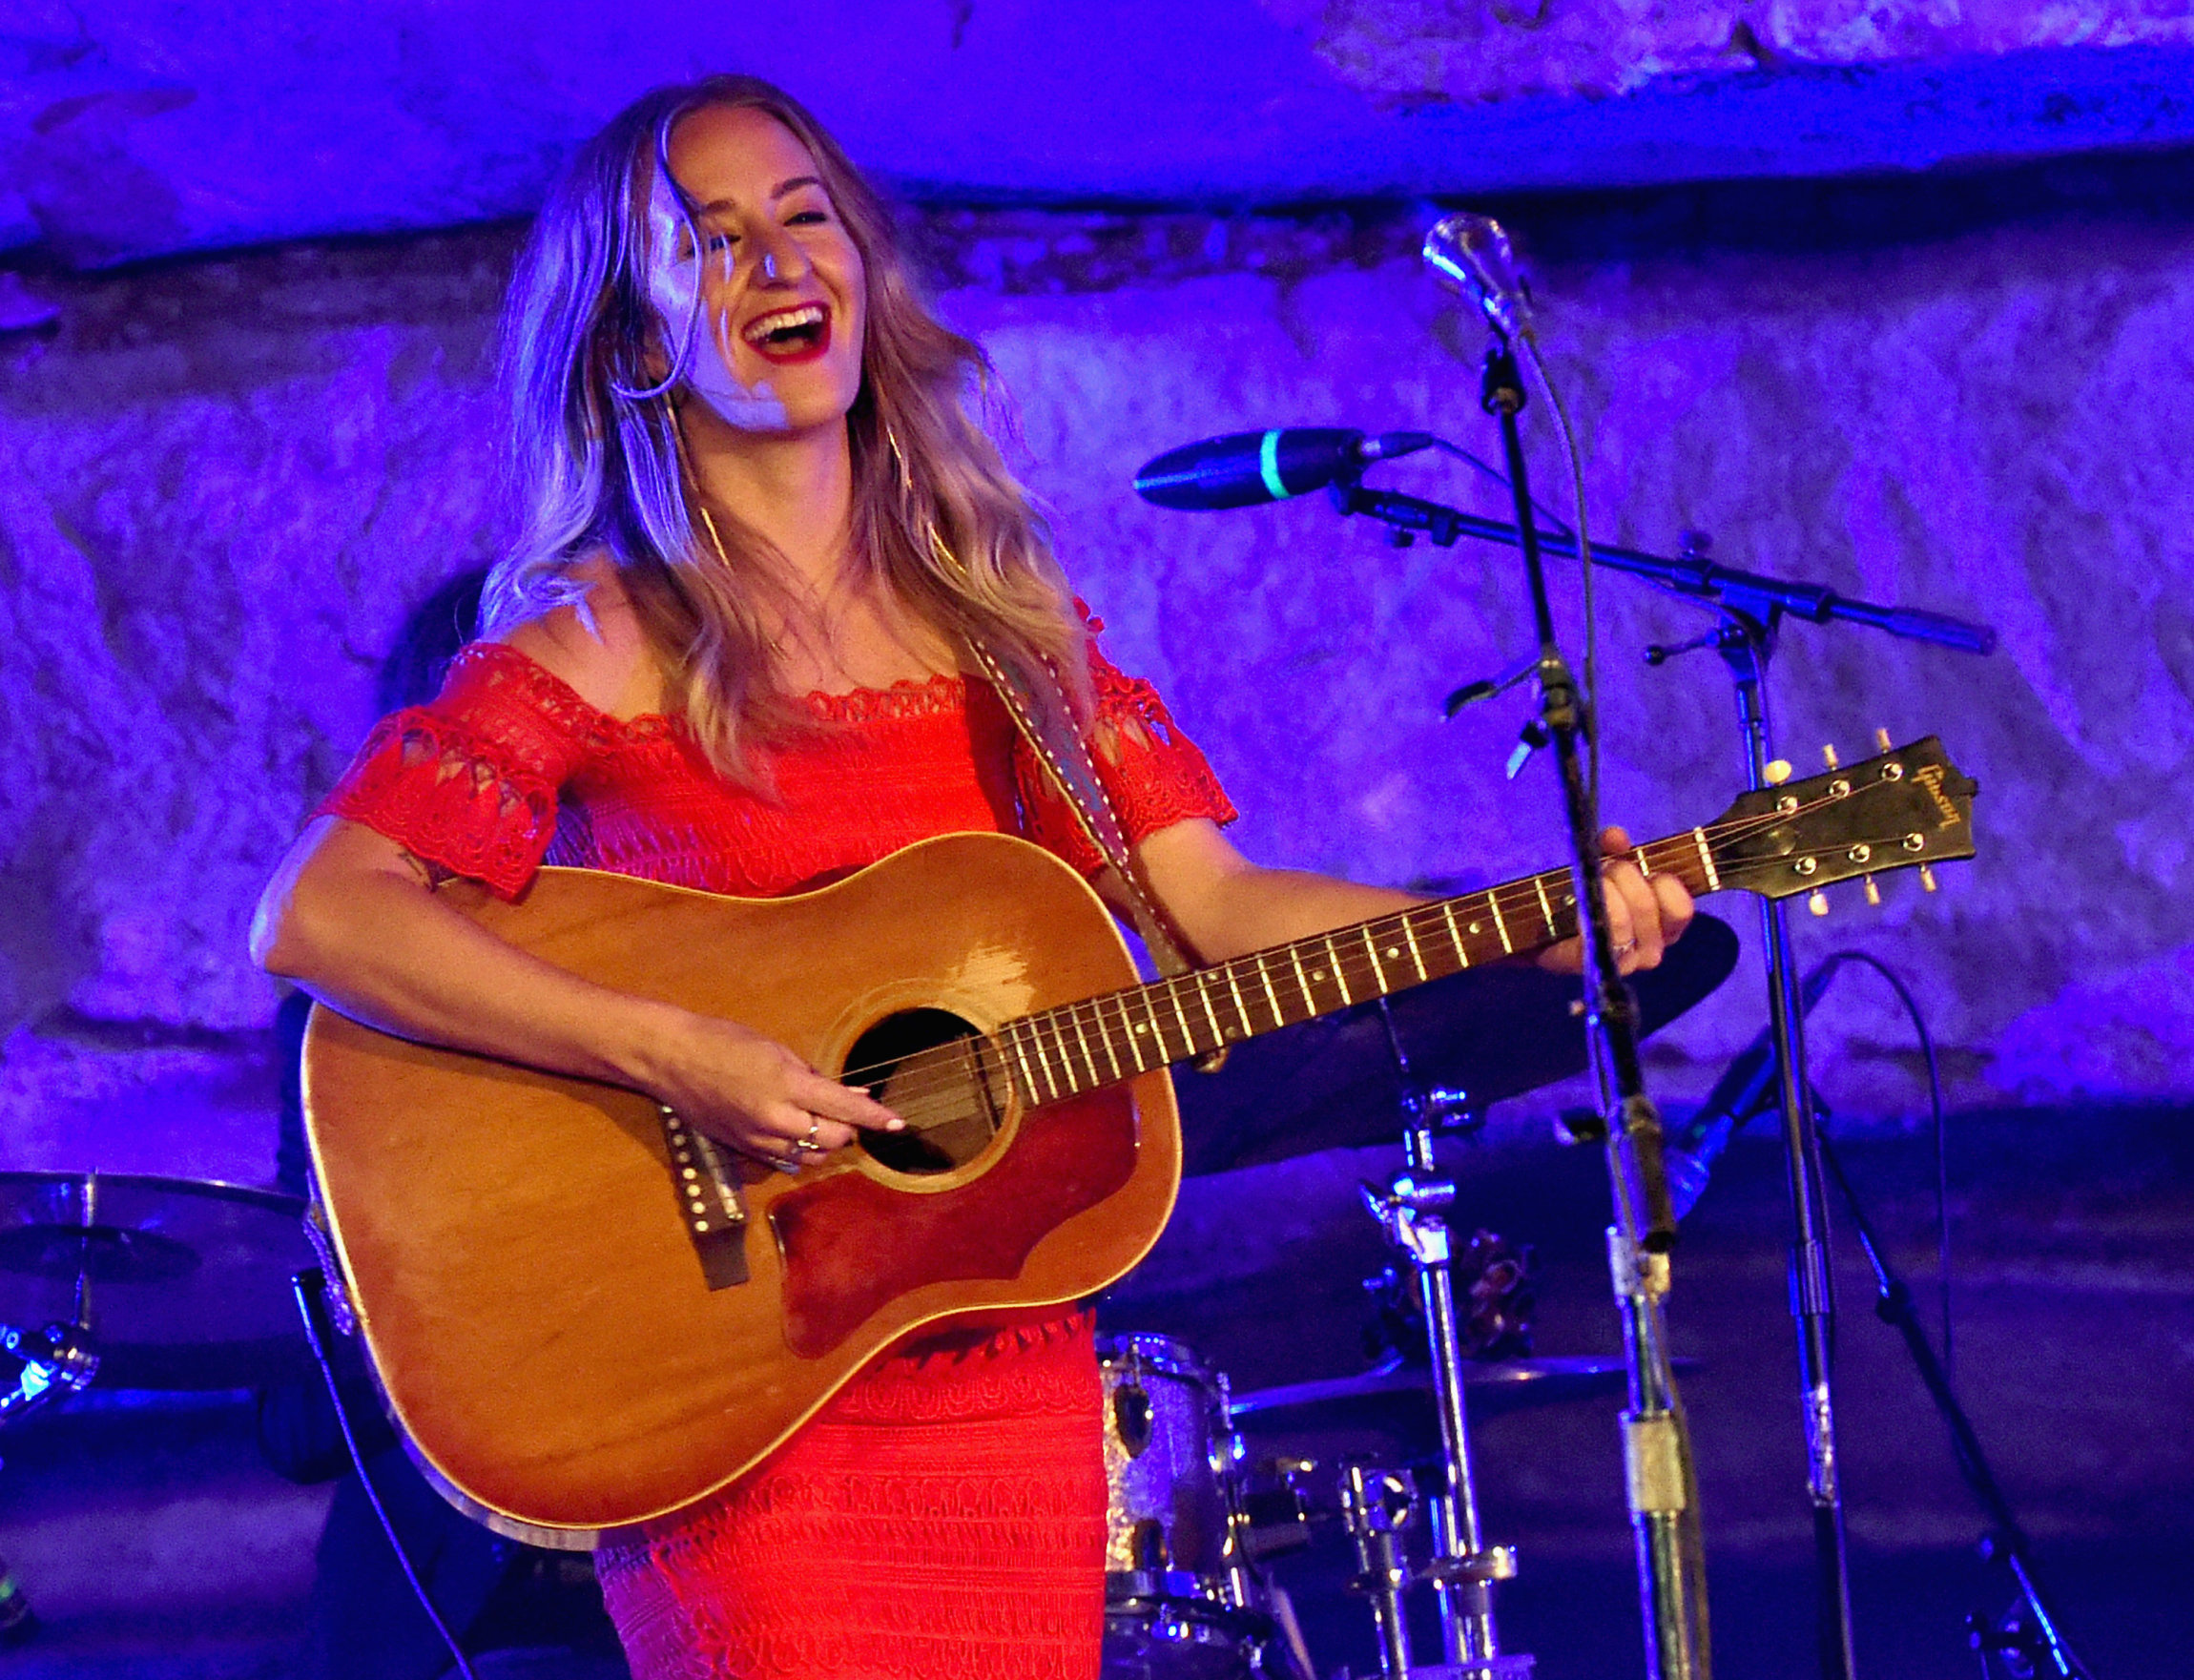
<box><xmin>657</xmin><ymin>1105</ymin><xmax>750</xmax><ymax>1290</ymax></box>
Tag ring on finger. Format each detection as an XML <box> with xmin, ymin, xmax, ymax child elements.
<box><xmin>793</xmin><ymin>1116</ymin><xmax>826</xmax><ymax>1154</ymax></box>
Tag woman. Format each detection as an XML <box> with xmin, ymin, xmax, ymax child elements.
<box><xmin>254</xmin><ymin>74</ymin><xmax>1690</xmax><ymax>1680</ymax></box>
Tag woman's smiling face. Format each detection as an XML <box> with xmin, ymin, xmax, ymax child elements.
<box><xmin>649</xmin><ymin>103</ymin><xmax>867</xmax><ymax>436</ymax></box>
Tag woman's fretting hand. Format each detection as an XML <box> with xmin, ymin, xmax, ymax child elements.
<box><xmin>1536</xmin><ymin>825</ymin><xmax>1695</xmax><ymax>977</ymax></box>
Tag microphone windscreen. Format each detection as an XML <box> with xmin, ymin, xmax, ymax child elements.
<box><xmin>1134</xmin><ymin>428</ymin><xmax>1364</xmax><ymax>511</ymax></box>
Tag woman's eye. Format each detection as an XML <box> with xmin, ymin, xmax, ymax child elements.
<box><xmin>704</xmin><ymin>231</ymin><xmax>735</xmax><ymax>251</ymax></box>
<box><xmin>788</xmin><ymin>210</ymin><xmax>827</xmax><ymax>226</ymax></box>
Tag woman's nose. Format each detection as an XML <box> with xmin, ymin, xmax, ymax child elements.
<box><xmin>752</xmin><ymin>233</ymin><xmax>806</xmax><ymax>284</ymax></box>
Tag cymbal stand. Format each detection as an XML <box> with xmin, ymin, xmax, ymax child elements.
<box><xmin>1</xmin><ymin>1171</ymin><xmax>102</xmax><ymax>1424</ymax></box>
<box><xmin>1359</xmin><ymin>1006</ymin><xmax>1528</xmax><ymax>1678</ymax></box>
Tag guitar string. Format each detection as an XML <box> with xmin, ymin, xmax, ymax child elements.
<box><xmin>822</xmin><ymin>778</ymin><xmax>1938</xmax><ymax>1117</ymax></box>
<box><xmin>813</xmin><ymin>777</ymin><xmax>1942</xmax><ymax>1116</ymax></box>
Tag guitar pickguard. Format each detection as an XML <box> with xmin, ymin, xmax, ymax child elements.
<box><xmin>770</xmin><ymin>1085</ymin><xmax>1139</xmax><ymax>1359</ymax></box>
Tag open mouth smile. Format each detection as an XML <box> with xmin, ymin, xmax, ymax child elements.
<box><xmin>739</xmin><ymin>302</ymin><xmax>832</xmax><ymax>364</ymax></box>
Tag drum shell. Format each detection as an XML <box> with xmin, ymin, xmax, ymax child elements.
<box><xmin>1096</xmin><ymin>1332</ymin><xmax>1240</xmax><ymax>1580</ymax></box>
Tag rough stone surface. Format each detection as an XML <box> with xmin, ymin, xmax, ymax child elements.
<box><xmin>6</xmin><ymin>3</ymin><xmax>2194</xmax><ymax>267</ymax></box>
<box><xmin>3</xmin><ymin>167</ymin><xmax>2191</xmax><ymax>1186</ymax></box>
<box><xmin>1298</xmin><ymin>0</ymin><xmax>2194</xmax><ymax>100</ymax></box>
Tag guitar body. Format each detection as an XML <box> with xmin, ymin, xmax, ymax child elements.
<box><xmin>302</xmin><ymin>832</ymin><xmax>1178</xmax><ymax>1540</ymax></box>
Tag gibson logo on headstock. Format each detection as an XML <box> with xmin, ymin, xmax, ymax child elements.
<box><xmin>1914</xmin><ymin>763</ymin><xmax>1963</xmax><ymax>828</ymax></box>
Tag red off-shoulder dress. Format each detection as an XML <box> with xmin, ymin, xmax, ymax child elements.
<box><xmin>315</xmin><ymin>629</ymin><xmax>1234</xmax><ymax>1680</ymax></box>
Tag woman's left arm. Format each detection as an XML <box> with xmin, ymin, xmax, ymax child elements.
<box><xmin>1117</xmin><ymin>818</ymin><xmax>1695</xmax><ymax>975</ymax></box>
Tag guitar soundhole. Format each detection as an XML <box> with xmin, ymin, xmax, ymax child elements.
<box><xmin>843</xmin><ymin>1009</ymin><xmax>1008</xmax><ymax>1176</ymax></box>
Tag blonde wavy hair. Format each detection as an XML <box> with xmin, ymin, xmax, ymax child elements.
<box><xmin>482</xmin><ymin>74</ymin><xmax>1088</xmax><ymax>780</ymax></box>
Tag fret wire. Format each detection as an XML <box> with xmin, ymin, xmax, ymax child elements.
<box><xmin>1325</xmin><ymin>933</ymin><xmax>1355</xmax><ymax>1005</ymax></box>
<box><xmin>1192</xmin><ymin>974</ymin><xmax>1226</xmax><ymax>1050</ymax></box>
<box><xmin>1035</xmin><ymin>1013</ymin><xmax>1067</xmax><ymax>1103</ymax></box>
<box><xmin>1532</xmin><ymin>873</ymin><xmax>1557</xmax><ymax>938</ymax></box>
<box><xmin>1011</xmin><ymin>1020</ymin><xmax>1054</xmax><ymax>1105</ymax></box>
<box><xmin>1113</xmin><ymin>993</ymin><xmax>1152</xmax><ymax>1073</ymax></box>
<box><xmin>1401</xmin><ymin>914</ymin><xmax>1428</xmax><ymax>983</ymax></box>
<box><xmin>1220</xmin><ymin>963</ymin><xmax>1254</xmax><ymax>1041</ymax></box>
<box><xmin>1439</xmin><ymin>901</ymin><xmax>1471</xmax><ymax>968</ymax></box>
<box><xmin>1359</xmin><ymin>925</ymin><xmax>1388</xmax><ymax>996</ymax></box>
<box><xmin>1165</xmin><ymin>980</ymin><xmax>1200</xmax><ymax>1059</ymax></box>
<box><xmin>1141</xmin><ymin>991</ymin><xmax>1175</xmax><ymax>1061</ymax></box>
<box><xmin>1093</xmin><ymin>995</ymin><xmax>1127</xmax><ymax>1081</ymax></box>
<box><xmin>1254</xmin><ymin>951</ymin><xmax>1285</xmax><ymax>1030</ymax></box>
<box><xmin>1288</xmin><ymin>943</ymin><xmax>1317</xmax><ymax>1015</ymax></box>
<box><xmin>1065</xmin><ymin>1003</ymin><xmax>1101</xmax><ymax>1093</ymax></box>
<box><xmin>1487</xmin><ymin>891</ymin><xmax>1512</xmax><ymax>954</ymax></box>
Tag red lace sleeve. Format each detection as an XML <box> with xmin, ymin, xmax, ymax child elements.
<box><xmin>314</xmin><ymin>643</ymin><xmax>604</xmax><ymax>899</ymax></box>
<box><xmin>1017</xmin><ymin>611</ymin><xmax>1238</xmax><ymax>879</ymax></box>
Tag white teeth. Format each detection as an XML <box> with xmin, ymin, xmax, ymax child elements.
<box><xmin>741</xmin><ymin>304</ymin><xmax>825</xmax><ymax>345</ymax></box>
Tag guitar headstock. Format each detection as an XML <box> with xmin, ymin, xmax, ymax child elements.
<box><xmin>1706</xmin><ymin>736</ymin><xmax>1977</xmax><ymax>902</ymax></box>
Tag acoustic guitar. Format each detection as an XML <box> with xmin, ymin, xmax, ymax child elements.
<box><xmin>302</xmin><ymin>736</ymin><xmax>1976</xmax><ymax>1543</ymax></box>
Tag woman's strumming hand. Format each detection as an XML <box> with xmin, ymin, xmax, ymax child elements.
<box><xmin>640</xmin><ymin>1009</ymin><xmax>905</xmax><ymax>1172</ymax></box>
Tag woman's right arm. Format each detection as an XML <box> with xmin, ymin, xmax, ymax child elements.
<box><xmin>252</xmin><ymin>819</ymin><xmax>898</xmax><ymax>1162</ymax></box>
<box><xmin>250</xmin><ymin>591</ymin><xmax>899</xmax><ymax>1162</ymax></box>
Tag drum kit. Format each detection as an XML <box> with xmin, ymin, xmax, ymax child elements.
<box><xmin>0</xmin><ymin>918</ymin><xmax>1739</xmax><ymax>1677</ymax></box>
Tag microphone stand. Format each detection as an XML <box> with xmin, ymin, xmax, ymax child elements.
<box><xmin>1446</xmin><ymin>335</ymin><xmax>1713</xmax><ymax>1680</ymax></box>
<box><xmin>1330</xmin><ymin>462</ymin><xmax>1996</xmax><ymax>1680</ymax></box>
<box><xmin>1805</xmin><ymin>1111</ymin><xmax>2089</xmax><ymax>1680</ymax></box>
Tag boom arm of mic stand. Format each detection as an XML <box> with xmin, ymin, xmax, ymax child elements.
<box><xmin>1326</xmin><ymin>483</ymin><xmax>1997</xmax><ymax>656</ymax></box>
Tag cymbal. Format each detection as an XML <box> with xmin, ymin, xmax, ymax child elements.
<box><xmin>1230</xmin><ymin>1356</ymin><xmax>1687</xmax><ymax>1431</ymax></box>
<box><xmin>0</xmin><ymin>1172</ymin><xmax>317</xmax><ymax>1390</ymax></box>
<box><xmin>1175</xmin><ymin>912</ymin><xmax>1739</xmax><ymax>1176</ymax></box>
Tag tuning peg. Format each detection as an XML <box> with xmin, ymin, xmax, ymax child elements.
<box><xmin>1822</xmin><ymin>744</ymin><xmax>1841</xmax><ymax>770</ymax></box>
<box><xmin>1808</xmin><ymin>889</ymin><xmax>1830</xmax><ymax>917</ymax></box>
<box><xmin>1863</xmin><ymin>876</ymin><xmax>1882</xmax><ymax>907</ymax></box>
<box><xmin>1764</xmin><ymin>759</ymin><xmax>1792</xmax><ymax>786</ymax></box>
<box><xmin>1919</xmin><ymin>863</ymin><xmax>1938</xmax><ymax>893</ymax></box>
<box><xmin>1873</xmin><ymin>727</ymin><xmax>1893</xmax><ymax>753</ymax></box>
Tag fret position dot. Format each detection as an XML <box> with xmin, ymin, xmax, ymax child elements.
<box><xmin>1469</xmin><ymin>923</ymin><xmax>1481</xmax><ymax>934</ymax></box>
<box><xmin>693</xmin><ymin>1220</ymin><xmax>709</xmax><ymax>1233</ymax></box>
<box><xmin>1313</xmin><ymin>969</ymin><xmax>1327</xmax><ymax>982</ymax></box>
<box><xmin>1385</xmin><ymin>947</ymin><xmax>1399</xmax><ymax>959</ymax></box>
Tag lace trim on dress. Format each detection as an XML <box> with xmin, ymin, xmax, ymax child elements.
<box><xmin>1017</xmin><ymin>648</ymin><xmax>1237</xmax><ymax>878</ymax></box>
<box><xmin>316</xmin><ymin>709</ymin><xmax>561</xmax><ymax>899</ymax></box>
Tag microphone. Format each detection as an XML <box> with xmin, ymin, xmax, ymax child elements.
<box><xmin>1664</xmin><ymin>957</ymin><xmax>1843</xmax><ymax>1220</ymax></box>
<box><xmin>1422</xmin><ymin>214</ymin><xmax>1535</xmax><ymax>341</ymax></box>
<box><xmin>1133</xmin><ymin>428</ymin><xmax>1434</xmax><ymax>511</ymax></box>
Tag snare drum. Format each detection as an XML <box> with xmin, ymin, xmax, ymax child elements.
<box><xmin>1097</xmin><ymin>1333</ymin><xmax>1275</xmax><ymax>1679</ymax></box>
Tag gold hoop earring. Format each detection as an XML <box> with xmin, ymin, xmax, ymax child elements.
<box><xmin>884</xmin><ymin>425</ymin><xmax>915</xmax><ymax>499</ymax></box>
<box><xmin>668</xmin><ymin>399</ymin><xmax>733</xmax><ymax>569</ymax></box>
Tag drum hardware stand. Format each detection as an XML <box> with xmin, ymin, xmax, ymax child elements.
<box><xmin>1356</xmin><ymin>1002</ymin><xmax>1529</xmax><ymax>1680</ymax></box>
<box><xmin>1</xmin><ymin>1171</ymin><xmax>104</xmax><ymax>1424</ymax></box>
<box><xmin>0</xmin><ymin>1173</ymin><xmax>105</xmax><ymax>1651</ymax></box>
<box><xmin>1641</xmin><ymin>540</ymin><xmax>1996</xmax><ymax>1680</ymax></box>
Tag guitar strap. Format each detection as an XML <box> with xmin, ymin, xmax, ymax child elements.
<box><xmin>963</xmin><ymin>636</ymin><xmax>1202</xmax><ymax>984</ymax></box>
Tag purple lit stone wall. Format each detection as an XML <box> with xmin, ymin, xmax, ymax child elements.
<box><xmin>6</xmin><ymin>167</ymin><xmax>2192</xmax><ymax>1183</ymax></box>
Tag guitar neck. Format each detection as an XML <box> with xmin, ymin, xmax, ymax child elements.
<box><xmin>996</xmin><ymin>830</ymin><xmax>1721</xmax><ymax>1108</ymax></box>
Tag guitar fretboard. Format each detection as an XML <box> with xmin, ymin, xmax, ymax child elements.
<box><xmin>989</xmin><ymin>831</ymin><xmax>1721</xmax><ymax>1109</ymax></box>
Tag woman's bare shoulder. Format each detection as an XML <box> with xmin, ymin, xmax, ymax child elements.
<box><xmin>493</xmin><ymin>556</ymin><xmax>656</xmax><ymax>717</ymax></box>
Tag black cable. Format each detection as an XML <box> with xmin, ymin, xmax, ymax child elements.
<box><xmin>1424</xmin><ymin>435</ymin><xmax>1576</xmax><ymax>539</ymax></box>
<box><xmin>1816</xmin><ymin>950</ymin><xmax>1953</xmax><ymax>1382</ymax></box>
<box><xmin>294</xmin><ymin>1269</ymin><xmax>481</xmax><ymax>1680</ymax></box>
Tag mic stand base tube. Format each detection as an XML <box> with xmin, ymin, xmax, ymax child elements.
<box><xmin>1474</xmin><ymin>336</ymin><xmax>1710</xmax><ymax>1680</ymax></box>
